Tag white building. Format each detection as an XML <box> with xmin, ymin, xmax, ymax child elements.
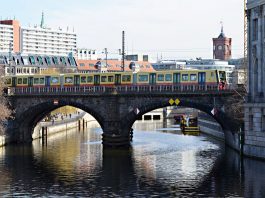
<box><xmin>0</xmin><ymin>24</ymin><xmax>13</xmax><ymax>52</ymax></box>
<box><xmin>20</xmin><ymin>26</ymin><xmax>77</xmax><ymax>56</ymax></box>
<box><xmin>0</xmin><ymin>13</ymin><xmax>77</xmax><ymax>56</ymax></box>
<box><xmin>76</xmin><ymin>49</ymin><xmax>97</xmax><ymax>60</ymax></box>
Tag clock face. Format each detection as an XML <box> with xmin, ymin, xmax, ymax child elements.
<box><xmin>218</xmin><ymin>45</ymin><xmax>223</xmax><ymax>50</ymax></box>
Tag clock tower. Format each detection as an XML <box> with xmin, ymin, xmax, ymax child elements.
<box><xmin>212</xmin><ymin>24</ymin><xmax>232</xmax><ymax>60</ymax></box>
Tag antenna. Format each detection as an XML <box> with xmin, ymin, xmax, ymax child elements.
<box><xmin>121</xmin><ymin>31</ymin><xmax>125</xmax><ymax>72</ymax></box>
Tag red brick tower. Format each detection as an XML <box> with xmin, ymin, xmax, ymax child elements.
<box><xmin>212</xmin><ymin>24</ymin><xmax>232</xmax><ymax>60</ymax></box>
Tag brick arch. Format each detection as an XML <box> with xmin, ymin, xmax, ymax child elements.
<box><xmin>14</xmin><ymin>100</ymin><xmax>104</xmax><ymax>143</ymax></box>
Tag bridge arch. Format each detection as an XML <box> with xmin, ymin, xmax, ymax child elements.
<box><xmin>12</xmin><ymin>100</ymin><xmax>104</xmax><ymax>143</ymax></box>
<box><xmin>122</xmin><ymin>98</ymin><xmax>239</xmax><ymax>140</ymax></box>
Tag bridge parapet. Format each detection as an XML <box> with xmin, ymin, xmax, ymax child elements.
<box><xmin>8</xmin><ymin>84</ymin><xmax>236</xmax><ymax>96</ymax></box>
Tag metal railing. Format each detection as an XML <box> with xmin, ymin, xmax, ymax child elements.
<box><xmin>8</xmin><ymin>84</ymin><xmax>234</xmax><ymax>96</ymax></box>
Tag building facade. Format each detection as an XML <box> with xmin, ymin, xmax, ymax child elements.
<box><xmin>244</xmin><ymin>0</ymin><xmax>265</xmax><ymax>159</ymax></box>
<box><xmin>212</xmin><ymin>26</ymin><xmax>232</xmax><ymax>60</ymax></box>
<box><xmin>76</xmin><ymin>49</ymin><xmax>97</xmax><ymax>60</ymax></box>
<box><xmin>1</xmin><ymin>52</ymin><xmax>77</xmax><ymax>76</ymax></box>
<box><xmin>20</xmin><ymin>26</ymin><xmax>77</xmax><ymax>56</ymax></box>
<box><xmin>0</xmin><ymin>14</ymin><xmax>77</xmax><ymax>56</ymax></box>
<box><xmin>0</xmin><ymin>20</ymin><xmax>20</xmax><ymax>53</ymax></box>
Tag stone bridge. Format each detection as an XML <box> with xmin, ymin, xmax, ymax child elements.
<box><xmin>6</xmin><ymin>85</ymin><xmax>244</xmax><ymax>149</ymax></box>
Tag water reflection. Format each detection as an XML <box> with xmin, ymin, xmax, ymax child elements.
<box><xmin>0</xmin><ymin>121</ymin><xmax>264</xmax><ymax>196</ymax></box>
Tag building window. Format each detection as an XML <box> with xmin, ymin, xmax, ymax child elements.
<box><xmin>60</xmin><ymin>57</ymin><xmax>66</xmax><ymax>65</ymax></box>
<box><xmin>262</xmin><ymin>114</ymin><xmax>265</xmax><ymax>132</ymax></box>
<box><xmin>45</xmin><ymin>57</ymin><xmax>51</xmax><ymax>65</ymax></box>
<box><xmin>253</xmin><ymin>19</ymin><xmax>258</xmax><ymax>41</ymax></box>
<box><xmin>37</xmin><ymin>56</ymin><xmax>43</xmax><ymax>65</ymax></box>
<box><xmin>52</xmin><ymin>57</ymin><xmax>59</xmax><ymax>65</ymax></box>
<box><xmin>249</xmin><ymin>115</ymin><xmax>253</xmax><ymax>131</ymax></box>
<box><xmin>29</xmin><ymin>56</ymin><xmax>35</xmax><ymax>65</ymax></box>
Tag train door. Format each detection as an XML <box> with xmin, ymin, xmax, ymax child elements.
<box><xmin>149</xmin><ymin>73</ymin><xmax>156</xmax><ymax>85</ymax></box>
<box><xmin>74</xmin><ymin>75</ymin><xmax>80</xmax><ymax>86</ymax></box>
<box><xmin>28</xmin><ymin>77</ymin><xmax>33</xmax><ymax>87</ymax></box>
<box><xmin>198</xmin><ymin>72</ymin><xmax>206</xmax><ymax>85</ymax></box>
<box><xmin>173</xmin><ymin>73</ymin><xmax>181</xmax><ymax>84</ymax></box>
<box><xmin>45</xmin><ymin>76</ymin><xmax>51</xmax><ymax>87</ymax></box>
<box><xmin>12</xmin><ymin>77</ymin><xmax>17</xmax><ymax>87</ymax></box>
<box><xmin>94</xmin><ymin>75</ymin><xmax>100</xmax><ymax>85</ymax></box>
<box><xmin>115</xmin><ymin>74</ymin><xmax>121</xmax><ymax>85</ymax></box>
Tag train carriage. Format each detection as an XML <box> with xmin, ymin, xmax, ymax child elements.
<box><xmin>4</xmin><ymin>69</ymin><xmax>227</xmax><ymax>89</ymax></box>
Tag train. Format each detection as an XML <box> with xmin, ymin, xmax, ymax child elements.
<box><xmin>5</xmin><ymin>69</ymin><xmax>227</xmax><ymax>88</ymax></box>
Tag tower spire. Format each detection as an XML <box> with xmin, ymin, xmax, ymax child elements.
<box><xmin>220</xmin><ymin>21</ymin><xmax>224</xmax><ymax>34</ymax></box>
<box><xmin>40</xmin><ymin>11</ymin><xmax>44</xmax><ymax>28</ymax></box>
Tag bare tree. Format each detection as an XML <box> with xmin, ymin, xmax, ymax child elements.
<box><xmin>0</xmin><ymin>68</ymin><xmax>11</xmax><ymax>134</ymax></box>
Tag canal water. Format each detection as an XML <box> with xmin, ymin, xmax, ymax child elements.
<box><xmin>0</xmin><ymin>120</ymin><xmax>265</xmax><ymax>197</ymax></box>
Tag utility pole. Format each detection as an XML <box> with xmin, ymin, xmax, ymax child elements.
<box><xmin>104</xmin><ymin>48</ymin><xmax>108</xmax><ymax>67</ymax></box>
<box><xmin>121</xmin><ymin>31</ymin><xmax>125</xmax><ymax>72</ymax></box>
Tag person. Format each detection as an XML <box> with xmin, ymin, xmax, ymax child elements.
<box><xmin>221</xmin><ymin>81</ymin><xmax>225</xmax><ymax>90</ymax></box>
<box><xmin>186</xmin><ymin>116</ymin><xmax>190</xmax><ymax>127</ymax></box>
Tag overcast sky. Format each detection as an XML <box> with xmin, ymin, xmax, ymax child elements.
<box><xmin>1</xmin><ymin>0</ymin><xmax>244</xmax><ymax>60</ymax></box>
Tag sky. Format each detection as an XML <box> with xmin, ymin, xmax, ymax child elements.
<box><xmin>1</xmin><ymin>0</ymin><xmax>244</xmax><ymax>61</ymax></box>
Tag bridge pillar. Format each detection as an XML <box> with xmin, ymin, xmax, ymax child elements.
<box><xmin>101</xmin><ymin>121</ymin><xmax>131</xmax><ymax>148</ymax></box>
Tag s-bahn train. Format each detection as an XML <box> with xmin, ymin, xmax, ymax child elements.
<box><xmin>5</xmin><ymin>69</ymin><xmax>227</xmax><ymax>88</ymax></box>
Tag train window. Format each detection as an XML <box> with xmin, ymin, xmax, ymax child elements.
<box><xmin>122</xmin><ymin>75</ymin><xmax>131</xmax><ymax>82</ymax></box>
<box><xmin>51</xmin><ymin>77</ymin><xmax>59</xmax><ymax>84</ymax></box>
<box><xmin>80</xmin><ymin>63</ymin><xmax>85</xmax><ymax>67</ymax></box>
<box><xmin>6</xmin><ymin>78</ymin><xmax>11</xmax><ymax>84</ymax></box>
<box><xmin>211</xmin><ymin>72</ymin><xmax>214</xmax><ymax>77</ymax></box>
<box><xmin>87</xmin><ymin>76</ymin><xmax>93</xmax><ymax>83</ymax></box>
<box><xmin>190</xmin><ymin>74</ymin><xmax>197</xmax><ymax>81</ymax></box>
<box><xmin>40</xmin><ymin>78</ymin><xmax>45</xmax><ymax>84</ymax></box>
<box><xmin>139</xmin><ymin>75</ymin><xmax>148</xmax><ymax>82</ymax></box>
<box><xmin>34</xmin><ymin>78</ymin><xmax>39</xmax><ymax>84</ymax></box>
<box><xmin>182</xmin><ymin>74</ymin><xmax>189</xmax><ymax>81</ymax></box>
<box><xmin>18</xmin><ymin>78</ymin><xmax>22</xmax><ymax>84</ymax></box>
<box><xmin>65</xmin><ymin>77</ymin><xmax>73</xmax><ymax>83</ymax></box>
<box><xmin>165</xmin><ymin>74</ymin><xmax>172</xmax><ymax>81</ymax></box>
<box><xmin>23</xmin><ymin>78</ymin><xmax>28</xmax><ymax>84</ymax></box>
<box><xmin>158</xmin><ymin>74</ymin><xmax>164</xmax><ymax>81</ymax></box>
<box><xmin>81</xmin><ymin>76</ymin><xmax>86</xmax><ymax>83</ymax></box>
<box><xmin>101</xmin><ymin>76</ymin><xmax>107</xmax><ymax>82</ymax></box>
<box><xmin>108</xmin><ymin>76</ymin><xmax>114</xmax><ymax>82</ymax></box>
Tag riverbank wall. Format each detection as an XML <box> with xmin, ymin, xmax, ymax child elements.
<box><xmin>198</xmin><ymin>112</ymin><xmax>240</xmax><ymax>152</ymax></box>
<box><xmin>32</xmin><ymin>113</ymin><xmax>97</xmax><ymax>140</ymax></box>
